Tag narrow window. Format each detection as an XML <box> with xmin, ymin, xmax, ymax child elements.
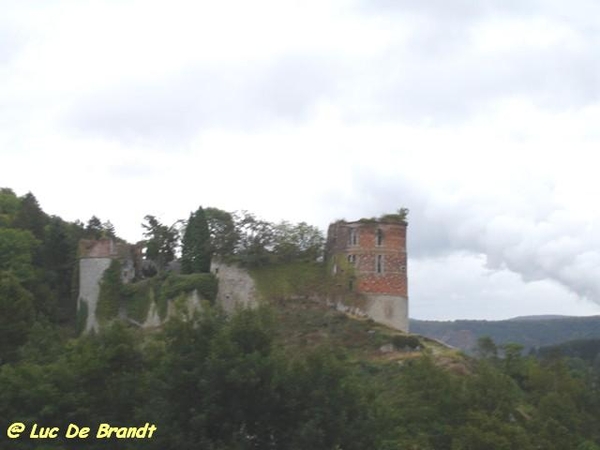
<box><xmin>347</xmin><ymin>254</ymin><xmax>356</xmax><ymax>264</ymax></box>
<box><xmin>349</xmin><ymin>228</ymin><xmax>358</xmax><ymax>246</ymax></box>
<box><xmin>376</xmin><ymin>255</ymin><xmax>384</xmax><ymax>274</ymax></box>
<box><xmin>376</xmin><ymin>229</ymin><xmax>383</xmax><ymax>246</ymax></box>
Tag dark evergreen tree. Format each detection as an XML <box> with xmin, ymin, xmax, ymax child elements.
<box><xmin>181</xmin><ymin>207</ymin><xmax>211</xmax><ymax>273</ymax></box>
<box><xmin>102</xmin><ymin>220</ymin><xmax>116</xmax><ymax>238</ymax></box>
<box><xmin>141</xmin><ymin>215</ymin><xmax>180</xmax><ymax>271</ymax></box>
<box><xmin>42</xmin><ymin>217</ymin><xmax>78</xmax><ymax>321</ymax></box>
<box><xmin>84</xmin><ymin>215</ymin><xmax>104</xmax><ymax>239</ymax></box>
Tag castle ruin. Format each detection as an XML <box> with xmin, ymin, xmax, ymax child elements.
<box><xmin>77</xmin><ymin>216</ymin><xmax>408</xmax><ymax>333</ymax></box>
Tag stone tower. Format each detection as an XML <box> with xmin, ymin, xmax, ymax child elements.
<box><xmin>77</xmin><ymin>239</ymin><xmax>137</xmax><ymax>332</ymax></box>
<box><xmin>326</xmin><ymin>218</ymin><xmax>408</xmax><ymax>332</ymax></box>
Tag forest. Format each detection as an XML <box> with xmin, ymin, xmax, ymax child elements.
<box><xmin>2</xmin><ymin>187</ymin><xmax>600</xmax><ymax>449</ymax></box>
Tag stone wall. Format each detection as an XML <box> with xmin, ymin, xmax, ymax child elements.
<box><xmin>211</xmin><ymin>260</ymin><xmax>257</xmax><ymax>312</ymax></box>
<box><xmin>363</xmin><ymin>293</ymin><xmax>409</xmax><ymax>332</ymax></box>
<box><xmin>77</xmin><ymin>246</ymin><xmax>258</xmax><ymax>332</ymax></box>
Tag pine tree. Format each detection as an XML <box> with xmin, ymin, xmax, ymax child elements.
<box><xmin>181</xmin><ymin>207</ymin><xmax>211</xmax><ymax>274</ymax></box>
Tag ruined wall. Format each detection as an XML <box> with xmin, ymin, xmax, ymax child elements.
<box><xmin>77</xmin><ymin>239</ymin><xmax>258</xmax><ymax>332</ymax></box>
<box><xmin>363</xmin><ymin>293</ymin><xmax>409</xmax><ymax>332</ymax></box>
<box><xmin>78</xmin><ymin>257</ymin><xmax>112</xmax><ymax>333</ymax></box>
<box><xmin>211</xmin><ymin>260</ymin><xmax>257</xmax><ymax>312</ymax></box>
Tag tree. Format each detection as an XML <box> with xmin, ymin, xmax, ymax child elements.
<box><xmin>0</xmin><ymin>271</ymin><xmax>35</xmax><ymax>362</ymax></box>
<box><xmin>102</xmin><ymin>220</ymin><xmax>116</xmax><ymax>238</ymax></box>
<box><xmin>141</xmin><ymin>215</ymin><xmax>180</xmax><ymax>272</ymax></box>
<box><xmin>0</xmin><ymin>187</ymin><xmax>20</xmax><ymax>228</ymax></box>
<box><xmin>84</xmin><ymin>216</ymin><xmax>104</xmax><ymax>239</ymax></box>
<box><xmin>12</xmin><ymin>192</ymin><xmax>48</xmax><ymax>240</ymax></box>
<box><xmin>181</xmin><ymin>207</ymin><xmax>211</xmax><ymax>274</ymax></box>
<box><xmin>272</xmin><ymin>221</ymin><xmax>324</xmax><ymax>262</ymax></box>
<box><xmin>0</xmin><ymin>228</ymin><xmax>38</xmax><ymax>282</ymax></box>
<box><xmin>234</xmin><ymin>211</ymin><xmax>274</xmax><ymax>266</ymax></box>
<box><xmin>476</xmin><ymin>336</ymin><xmax>498</xmax><ymax>361</ymax></box>
<box><xmin>502</xmin><ymin>342</ymin><xmax>526</xmax><ymax>384</ymax></box>
<box><xmin>204</xmin><ymin>207</ymin><xmax>238</xmax><ymax>257</ymax></box>
<box><xmin>42</xmin><ymin>217</ymin><xmax>78</xmax><ymax>321</ymax></box>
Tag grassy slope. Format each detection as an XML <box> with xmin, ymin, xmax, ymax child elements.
<box><xmin>250</xmin><ymin>262</ymin><xmax>465</xmax><ymax>368</ymax></box>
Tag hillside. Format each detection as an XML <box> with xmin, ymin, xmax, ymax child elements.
<box><xmin>249</xmin><ymin>261</ymin><xmax>457</xmax><ymax>364</ymax></box>
<box><xmin>3</xmin><ymin>188</ymin><xmax>600</xmax><ymax>448</ymax></box>
<box><xmin>411</xmin><ymin>315</ymin><xmax>600</xmax><ymax>353</ymax></box>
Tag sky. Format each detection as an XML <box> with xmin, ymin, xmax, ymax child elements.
<box><xmin>2</xmin><ymin>0</ymin><xmax>600</xmax><ymax>320</ymax></box>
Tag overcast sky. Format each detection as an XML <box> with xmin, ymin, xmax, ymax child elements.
<box><xmin>3</xmin><ymin>0</ymin><xmax>600</xmax><ymax>320</ymax></box>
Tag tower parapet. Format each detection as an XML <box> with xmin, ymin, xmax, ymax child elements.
<box><xmin>326</xmin><ymin>217</ymin><xmax>408</xmax><ymax>331</ymax></box>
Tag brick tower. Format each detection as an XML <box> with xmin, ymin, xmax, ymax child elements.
<box><xmin>326</xmin><ymin>217</ymin><xmax>408</xmax><ymax>332</ymax></box>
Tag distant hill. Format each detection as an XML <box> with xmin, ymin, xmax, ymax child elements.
<box><xmin>508</xmin><ymin>315</ymin><xmax>570</xmax><ymax>321</ymax></box>
<box><xmin>410</xmin><ymin>315</ymin><xmax>600</xmax><ymax>353</ymax></box>
<box><xmin>536</xmin><ymin>338</ymin><xmax>600</xmax><ymax>363</ymax></box>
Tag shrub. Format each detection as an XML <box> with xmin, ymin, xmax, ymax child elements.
<box><xmin>392</xmin><ymin>335</ymin><xmax>420</xmax><ymax>351</ymax></box>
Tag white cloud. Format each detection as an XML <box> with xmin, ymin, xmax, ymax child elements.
<box><xmin>2</xmin><ymin>0</ymin><xmax>600</xmax><ymax>319</ymax></box>
<box><xmin>410</xmin><ymin>253</ymin><xmax>600</xmax><ymax>320</ymax></box>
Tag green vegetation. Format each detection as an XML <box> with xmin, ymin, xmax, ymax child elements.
<box><xmin>205</xmin><ymin>206</ymin><xmax>237</xmax><ymax>256</ymax></box>
<box><xmin>345</xmin><ymin>207</ymin><xmax>410</xmax><ymax>225</ymax></box>
<box><xmin>392</xmin><ymin>334</ymin><xmax>421</xmax><ymax>350</ymax></box>
<box><xmin>4</xmin><ymin>299</ymin><xmax>600</xmax><ymax>449</ymax></box>
<box><xmin>161</xmin><ymin>272</ymin><xmax>217</xmax><ymax>302</ymax></box>
<box><xmin>75</xmin><ymin>299</ymin><xmax>88</xmax><ymax>334</ymax></box>
<box><xmin>141</xmin><ymin>215</ymin><xmax>180</xmax><ymax>272</ymax></box>
<box><xmin>0</xmin><ymin>271</ymin><xmax>35</xmax><ymax>362</ymax></box>
<box><xmin>122</xmin><ymin>279</ymin><xmax>155</xmax><ymax>323</ymax></box>
<box><xmin>250</xmin><ymin>261</ymin><xmax>333</xmax><ymax>300</ymax></box>
<box><xmin>4</xmin><ymin>186</ymin><xmax>600</xmax><ymax>448</ymax></box>
<box><xmin>0</xmin><ymin>228</ymin><xmax>38</xmax><ymax>282</ymax></box>
<box><xmin>181</xmin><ymin>206</ymin><xmax>211</xmax><ymax>273</ymax></box>
<box><xmin>119</xmin><ymin>273</ymin><xmax>218</xmax><ymax>323</ymax></box>
<box><xmin>96</xmin><ymin>259</ymin><xmax>123</xmax><ymax>323</ymax></box>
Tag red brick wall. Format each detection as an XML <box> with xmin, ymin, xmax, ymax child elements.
<box><xmin>327</xmin><ymin>221</ymin><xmax>408</xmax><ymax>297</ymax></box>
